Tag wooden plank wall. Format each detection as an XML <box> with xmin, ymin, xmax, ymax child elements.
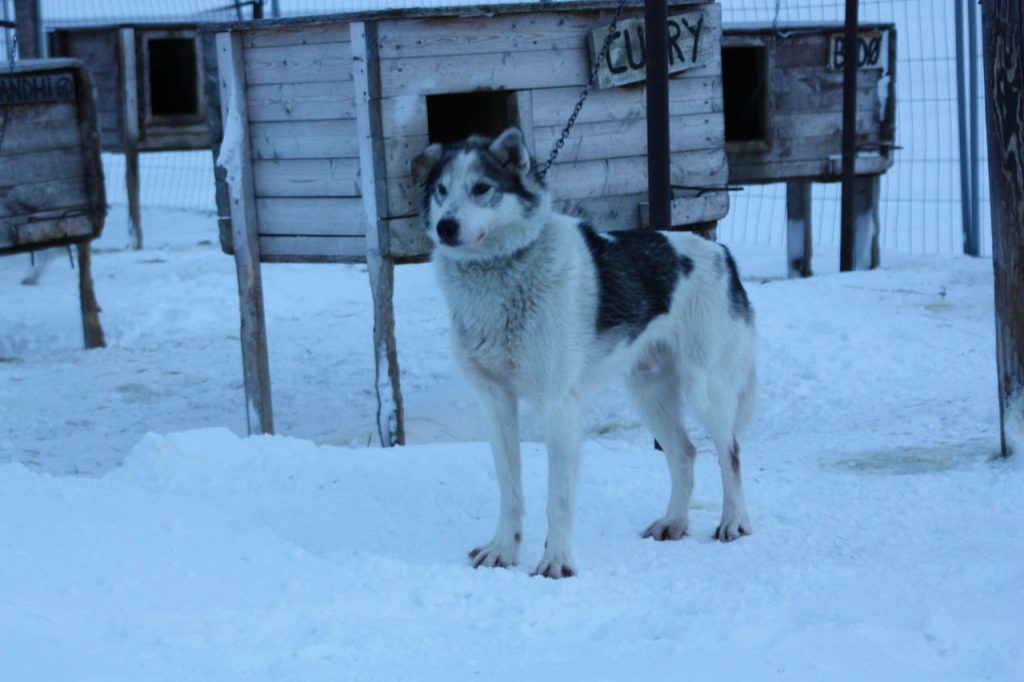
<box><xmin>375</xmin><ymin>2</ymin><xmax>726</xmax><ymax>242</ymax></box>
<box><xmin>241</xmin><ymin>23</ymin><xmax>367</xmax><ymax>261</ymax></box>
<box><xmin>726</xmin><ymin>29</ymin><xmax>894</xmax><ymax>183</ymax></box>
<box><xmin>51</xmin><ymin>30</ymin><xmax>123</xmax><ymax>150</ymax></box>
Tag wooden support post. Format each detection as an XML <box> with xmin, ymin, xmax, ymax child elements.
<box><xmin>13</xmin><ymin>0</ymin><xmax>42</xmax><ymax>58</ymax></box>
<box><xmin>216</xmin><ymin>31</ymin><xmax>274</xmax><ymax>436</ymax></box>
<box><xmin>786</xmin><ymin>180</ymin><xmax>813</xmax><ymax>278</ymax></box>
<box><xmin>853</xmin><ymin>174</ymin><xmax>880</xmax><ymax>270</ymax></box>
<box><xmin>119</xmin><ymin>28</ymin><xmax>143</xmax><ymax>251</ymax></box>
<box><xmin>353</xmin><ymin>21</ymin><xmax>404</xmax><ymax>447</ymax></box>
<box><xmin>980</xmin><ymin>0</ymin><xmax>1024</xmax><ymax>457</ymax></box>
<box><xmin>76</xmin><ymin>241</ymin><xmax>106</xmax><ymax>349</ymax></box>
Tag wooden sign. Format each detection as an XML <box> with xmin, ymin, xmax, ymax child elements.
<box><xmin>827</xmin><ymin>31</ymin><xmax>889</xmax><ymax>71</ymax></box>
<box><xmin>588</xmin><ymin>9</ymin><xmax>712</xmax><ymax>89</ymax></box>
<box><xmin>0</xmin><ymin>72</ymin><xmax>76</xmax><ymax>106</ymax></box>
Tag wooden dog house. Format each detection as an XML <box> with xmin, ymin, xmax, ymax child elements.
<box><xmin>0</xmin><ymin>58</ymin><xmax>107</xmax><ymax>347</ymax></box>
<box><xmin>203</xmin><ymin>0</ymin><xmax>727</xmax><ymax>445</ymax></box>
<box><xmin>49</xmin><ymin>24</ymin><xmax>212</xmax><ymax>248</ymax></box>
<box><xmin>721</xmin><ymin>22</ymin><xmax>897</xmax><ymax>275</ymax></box>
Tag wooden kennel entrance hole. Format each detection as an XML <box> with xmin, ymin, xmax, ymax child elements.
<box><xmin>722</xmin><ymin>44</ymin><xmax>769</xmax><ymax>146</ymax></box>
<box><xmin>144</xmin><ymin>34</ymin><xmax>201</xmax><ymax>120</ymax></box>
<box><xmin>426</xmin><ymin>90</ymin><xmax>521</xmax><ymax>144</ymax></box>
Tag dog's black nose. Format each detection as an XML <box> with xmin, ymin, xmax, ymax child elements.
<box><xmin>437</xmin><ymin>218</ymin><xmax>460</xmax><ymax>246</ymax></box>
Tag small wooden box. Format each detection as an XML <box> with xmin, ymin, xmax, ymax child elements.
<box><xmin>0</xmin><ymin>58</ymin><xmax>105</xmax><ymax>256</ymax></box>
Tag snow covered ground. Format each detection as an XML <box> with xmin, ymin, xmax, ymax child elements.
<box><xmin>1</xmin><ymin>207</ymin><xmax>1021</xmax><ymax>680</ymax></box>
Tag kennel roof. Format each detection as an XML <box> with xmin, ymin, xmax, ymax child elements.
<box><xmin>200</xmin><ymin>0</ymin><xmax>707</xmax><ymax>31</ymax></box>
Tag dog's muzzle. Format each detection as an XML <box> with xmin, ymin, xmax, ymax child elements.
<box><xmin>437</xmin><ymin>217</ymin><xmax>460</xmax><ymax>246</ymax></box>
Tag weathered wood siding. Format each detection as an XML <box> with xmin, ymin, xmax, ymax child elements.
<box><xmin>0</xmin><ymin>61</ymin><xmax>106</xmax><ymax>255</ymax></box>
<box><xmin>50</xmin><ymin>29</ymin><xmax>123</xmax><ymax>149</ymax></box>
<box><xmin>376</xmin><ymin>3</ymin><xmax>725</xmax><ymax>244</ymax></box>
<box><xmin>241</xmin><ymin>23</ymin><xmax>367</xmax><ymax>261</ymax></box>
<box><xmin>50</xmin><ymin>26</ymin><xmax>212</xmax><ymax>153</ymax></box>
<box><xmin>724</xmin><ymin>25</ymin><xmax>896</xmax><ymax>184</ymax></box>
<box><xmin>210</xmin><ymin>2</ymin><xmax>726</xmax><ymax>261</ymax></box>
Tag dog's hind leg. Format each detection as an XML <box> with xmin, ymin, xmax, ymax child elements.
<box><xmin>697</xmin><ymin>381</ymin><xmax>752</xmax><ymax>542</ymax></box>
<box><xmin>628</xmin><ymin>351</ymin><xmax>696</xmax><ymax>541</ymax></box>
<box><xmin>468</xmin><ymin>379</ymin><xmax>524</xmax><ymax>569</ymax></box>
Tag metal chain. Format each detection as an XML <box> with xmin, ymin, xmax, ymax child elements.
<box><xmin>538</xmin><ymin>0</ymin><xmax>632</xmax><ymax>180</ymax></box>
<box><xmin>0</xmin><ymin>31</ymin><xmax>18</xmax><ymax>157</ymax></box>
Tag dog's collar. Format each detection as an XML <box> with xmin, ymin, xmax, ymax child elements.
<box><xmin>453</xmin><ymin>242</ymin><xmax>534</xmax><ymax>272</ymax></box>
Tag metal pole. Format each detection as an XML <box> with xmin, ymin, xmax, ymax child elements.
<box><xmin>270</xmin><ymin>0</ymin><xmax>281</xmax><ymax>18</ymax></box>
<box><xmin>644</xmin><ymin>0</ymin><xmax>671</xmax><ymax>231</ymax></box>
<box><xmin>955</xmin><ymin>0</ymin><xmax>977</xmax><ymax>255</ymax></box>
<box><xmin>967</xmin><ymin>0</ymin><xmax>981</xmax><ymax>254</ymax></box>
<box><xmin>253</xmin><ymin>0</ymin><xmax>263</xmax><ymax>20</ymax></box>
<box><xmin>839</xmin><ymin>0</ymin><xmax>859</xmax><ymax>271</ymax></box>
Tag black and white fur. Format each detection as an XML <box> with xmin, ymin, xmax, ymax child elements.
<box><xmin>412</xmin><ymin>128</ymin><xmax>757</xmax><ymax>578</ymax></box>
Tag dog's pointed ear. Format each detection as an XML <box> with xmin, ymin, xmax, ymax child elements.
<box><xmin>411</xmin><ymin>143</ymin><xmax>444</xmax><ymax>185</ymax></box>
<box><xmin>489</xmin><ymin>127</ymin><xmax>530</xmax><ymax>175</ymax></box>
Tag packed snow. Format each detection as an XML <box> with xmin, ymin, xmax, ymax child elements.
<box><xmin>1</xmin><ymin>208</ymin><xmax>1021</xmax><ymax>680</ymax></box>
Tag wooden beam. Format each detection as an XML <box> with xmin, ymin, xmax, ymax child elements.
<box><xmin>118</xmin><ymin>28</ymin><xmax>143</xmax><ymax>250</ymax></box>
<box><xmin>13</xmin><ymin>0</ymin><xmax>42</xmax><ymax>58</ymax></box>
<box><xmin>981</xmin><ymin>0</ymin><xmax>1024</xmax><ymax>457</ymax></box>
<box><xmin>76</xmin><ymin>241</ymin><xmax>106</xmax><ymax>349</ymax></box>
<box><xmin>353</xmin><ymin>20</ymin><xmax>405</xmax><ymax>447</ymax></box>
<box><xmin>216</xmin><ymin>30</ymin><xmax>275</xmax><ymax>436</ymax></box>
<box><xmin>786</xmin><ymin>180</ymin><xmax>813</xmax><ymax>278</ymax></box>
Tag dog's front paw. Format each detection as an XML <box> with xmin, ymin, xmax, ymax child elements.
<box><xmin>713</xmin><ymin>513</ymin><xmax>752</xmax><ymax>542</ymax></box>
<box><xmin>468</xmin><ymin>539</ymin><xmax>519</xmax><ymax>569</ymax></box>
<box><xmin>642</xmin><ymin>516</ymin><xmax>688</xmax><ymax>541</ymax></box>
<box><xmin>531</xmin><ymin>548</ymin><xmax>576</xmax><ymax>579</ymax></box>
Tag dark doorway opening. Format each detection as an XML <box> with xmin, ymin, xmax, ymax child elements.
<box><xmin>722</xmin><ymin>46</ymin><xmax>769</xmax><ymax>143</ymax></box>
<box><xmin>426</xmin><ymin>90</ymin><xmax>519</xmax><ymax>144</ymax></box>
<box><xmin>148</xmin><ymin>37</ymin><xmax>199</xmax><ymax>117</ymax></box>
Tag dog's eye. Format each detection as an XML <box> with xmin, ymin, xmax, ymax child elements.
<box><xmin>436</xmin><ymin>184</ymin><xmax>448</xmax><ymax>198</ymax></box>
<box><xmin>471</xmin><ymin>182</ymin><xmax>492</xmax><ymax>197</ymax></box>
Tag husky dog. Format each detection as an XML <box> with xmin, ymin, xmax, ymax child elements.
<box><xmin>412</xmin><ymin>128</ymin><xmax>757</xmax><ymax>578</ymax></box>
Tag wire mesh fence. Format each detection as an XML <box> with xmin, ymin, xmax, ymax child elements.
<box><xmin>717</xmin><ymin>0</ymin><xmax>991</xmax><ymax>258</ymax></box>
<box><xmin>0</xmin><ymin>0</ymin><xmax>992</xmax><ymax>257</ymax></box>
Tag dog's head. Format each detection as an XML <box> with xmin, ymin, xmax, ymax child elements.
<box><xmin>411</xmin><ymin>127</ymin><xmax>551</xmax><ymax>261</ymax></box>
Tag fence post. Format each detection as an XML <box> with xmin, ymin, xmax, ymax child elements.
<box><xmin>967</xmin><ymin>0</ymin><xmax>982</xmax><ymax>254</ymax></box>
<box><xmin>981</xmin><ymin>0</ymin><xmax>1024</xmax><ymax>457</ymax></box>
<box><xmin>839</xmin><ymin>0</ymin><xmax>860</xmax><ymax>271</ymax></box>
<box><xmin>644</xmin><ymin>0</ymin><xmax>671</xmax><ymax>231</ymax></box>
<box><xmin>955</xmin><ymin>0</ymin><xmax>978</xmax><ymax>255</ymax></box>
